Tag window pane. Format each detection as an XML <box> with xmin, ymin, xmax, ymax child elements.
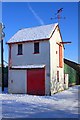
<box><xmin>34</xmin><ymin>42</ymin><xmax>39</xmax><ymax>53</ymax></box>
<box><xmin>57</xmin><ymin>71</ymin><xmax>59</xmax><ymax>82</ymax></box>
<box><xmin>18</xmin><ymin>44</ymin><xmax>22</xmax><ymax>55</ymax></box>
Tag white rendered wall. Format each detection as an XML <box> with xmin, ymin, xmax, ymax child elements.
<box><xmin>10</xmin><ymin>41</ymin><xmax>50</xmax><ymax>95</ymax></box>
<box><xmin>9</xmin><ymin>27</ymin><xmax>64</xmax><ymax>95</ymax></box>
<box><xmin>8</xmin><ymin>70</ymin><xmax>26</xmax><ymax>93</ymax></box>
<box><xmin>49</xmin><ymin>26</ymin><xmax>64</xmax><ymax>94</ymax></box>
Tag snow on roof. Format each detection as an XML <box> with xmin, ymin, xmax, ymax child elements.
<box><xmin>11</xmin><ymin>65</ymin><xmax>45</xmax><ymax>69</ymax></box>
<box><xmin>7</xmin><ymin>23</ymin><xmax>58</xmax><ymax>44</ymax></box>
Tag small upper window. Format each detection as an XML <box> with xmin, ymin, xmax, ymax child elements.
<box><xmin>18</xmin><ymin>44</ymin><xmax>23</xmax><ymax>55</ymax></box>
<box><xmin>34</xmin><ymin>42</ymin><xmax>39</xmax><ymax>54</ymax></box>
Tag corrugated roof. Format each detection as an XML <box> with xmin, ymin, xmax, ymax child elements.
<box><xmin>64</xmin><ymin>58</ymin><xmax>80</xmax><ymax>73</ymax></box>
<box><xmin>11</xmin><ymin>65</ymin><xmax>45</xmax><ymax>69</ymax></box>
<box><xmin>7</xmin><ymin>23</ymin><xmax>58</xmax><ymax>44</ymax></box>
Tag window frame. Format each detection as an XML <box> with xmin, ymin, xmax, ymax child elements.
<box><xmin>17</xmin><ymin>44</ymin><xmax>23</xmax><ymax>55</ymax></box>
<box><xmin>34</xmin><ymin>42</ymin><xmax>39</xmax><ymax>54</ymax></box>
<box><xmin>57</xmin><ymin>71</ymin><xmax>59</xmax><ymax>82</ymax></box>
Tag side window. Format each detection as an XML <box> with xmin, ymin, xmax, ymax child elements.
<box><xmin>57</xmin><ymin>71</ymin><xmax>59</xmax><ymax>82</ymax></box>
<box><xmin>34</xmin><ymin>42</ymin><xmax>39</xmax><ymax>54</ymax></box>
<box><xmin>18</xmin><ymin>44</ymin><xmax>23</xmax><ymax>55</ymax></box>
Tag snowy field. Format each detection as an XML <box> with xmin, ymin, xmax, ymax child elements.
<box><xmin>0</xmin><ymin>86</ymin><xmax>79</xmax><ymax>119</ymax></box>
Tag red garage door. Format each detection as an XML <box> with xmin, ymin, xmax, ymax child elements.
<box><xmin>27</xmin><ymin>68</ymin><xmax>45</xmax><ymax>95</ymax></box>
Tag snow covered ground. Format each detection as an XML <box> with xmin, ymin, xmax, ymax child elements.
<box><xmin>0</xmin><ymin>85</ymin><xmax>79</xmax><ymax>118</ymax></box>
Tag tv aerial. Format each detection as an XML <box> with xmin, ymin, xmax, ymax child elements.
<box><xmin>51</xmin><ymin>8</ymin><xmax>66</xmax><ymax>22</ymax></box>
<box><xmin>51</xmin><ymin>9</ymin><xmax>71</xmax><ymax>45</ymax></box>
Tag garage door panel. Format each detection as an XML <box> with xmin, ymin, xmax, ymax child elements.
<box><xmin>27</xmin><ymin>68</ymin><xmax>45</xmax><ymax>95</ymax></box>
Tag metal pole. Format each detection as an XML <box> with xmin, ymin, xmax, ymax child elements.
<box><xmin>1</xmin><ymin>38</ymin><xmax>4</xmax><ymax>91</ymax></box>
<box><xmin>0</xmin><ymin>23</ymin><xmax>5</xmax><ymax>92</ymax></box>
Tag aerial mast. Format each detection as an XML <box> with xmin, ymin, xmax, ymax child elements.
<box><xmin>51</xmin><ymin>8</ymin><xmax>66</xmax><ymax>24</ymax></box>
<box><xmin>51</xmin><ymin>8</ymin><xmax>71</xmax><ymax>45</ymax></box>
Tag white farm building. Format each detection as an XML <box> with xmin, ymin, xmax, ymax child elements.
<box><xmin>7</xmin><ymin>23</ymin><xmax>67</xmax><ymax>95</ymax></box>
